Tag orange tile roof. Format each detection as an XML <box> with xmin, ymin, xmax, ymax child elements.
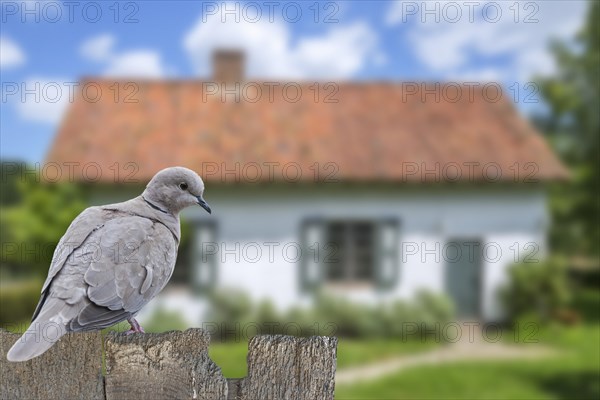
<box><xmin>46</xmin><ymin>79</ymin><xmax>568</xmax><ymax>184</ymax></box>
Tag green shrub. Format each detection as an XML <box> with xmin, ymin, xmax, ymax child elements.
<box><xmin>141</xmin><ymin>306</ymin><xmax>189</xmax><ymax>333</ymax></box>
<box><xmin>312</xmin><ymin>294</ymin><xmax>382</xmax><ymax>337</ymax></box>
<box><xmin>206</xmin><ymin>288</ymin><xmax>454</xmax><ymax>340</ymax></box>
<box><xmin>413</xmin><ymin>290</ymin><xmax>455</xmax><ymax>327</ymax></box>
<box><xmin>207</xmin><ymin>288</ymin><xmax>253</xmax><ymax>323</ymax></box>
<box><xmin>0</xmin><ymin>279</ymin><xmax>41</xmax><ymax>327</ymax></box>
<box><xmin>501</xmin><ymin>256</ymin><xmax>571</xmax><ymax>322</ymax></box>
<box><xmin>572</xmin><ymin>288</ymin><xmax>600</xmax><ymax>322</ymax></box>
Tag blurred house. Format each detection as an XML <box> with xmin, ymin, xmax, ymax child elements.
<box><xmin>46</xmin><ymin>51</ymin><xmax>567</xmax><ymax>322</ymax></box>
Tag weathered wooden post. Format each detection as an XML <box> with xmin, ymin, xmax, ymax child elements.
<box><xmin>0</xmin><ymin>330</ymin><xmax>104</xmax><ymax>400</ymax></box>
<box><xmin>234</xmin><ymin>335</ymin><xmax>338</xmax><ymax>400</ymax></box>
<box><xmin>1</xmin><ymin>329</ymin><xmax>337</xmax><ymax>400</ymax></box>
<box><xmin>104</xmin><ymin>329</ymin><xmax>228</xmax><ymax>400</ymax></box>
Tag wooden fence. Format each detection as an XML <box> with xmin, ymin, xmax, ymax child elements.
<box><xmin>0</xmin><ymin>329</ymin><xmax>337</xmax><ymax>400</ymax></box>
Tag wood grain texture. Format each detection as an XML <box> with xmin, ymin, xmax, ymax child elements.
<box><xmin>0</xmin><ymin>329</ymin><xmax>104</xmax><ymax>400</ymax></box>
<box><xmin>238</xmin><ymin>335</ymin><xmax>337</xmax><ymax>400</ymax></box>
<box><xmin>104</xmin><ymin>329</ymin><xmax>228</xmax><ymax>400</ymax></box>
<box><xmin>1</xmin><ymin>329</ymin><xmax>337</xmax><ymax>400</ymax></box>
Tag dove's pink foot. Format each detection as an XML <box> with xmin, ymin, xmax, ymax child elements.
<box><xmin>125</xmin><ymin>318</ymin><xmax>145</xmax><ymax>335</ymax></box>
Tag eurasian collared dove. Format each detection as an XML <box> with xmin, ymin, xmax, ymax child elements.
<box><xmin>7</xmin><ymin>166</ymin><xmax>211</xmax><ymax>362</ymax></box>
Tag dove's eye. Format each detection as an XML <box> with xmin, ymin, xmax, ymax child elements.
<box><xmin>179</xmin><ymin>182</ymin><xmax>188</xmax><ymax>190</ymax></box>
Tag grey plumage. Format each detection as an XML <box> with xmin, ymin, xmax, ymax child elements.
<box><xmin>7</xmin><ymin>166</ymin><xmax>211</xmax><ymax>362</ymax></box>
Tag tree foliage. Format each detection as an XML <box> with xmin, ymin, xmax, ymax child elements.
<box><xmin>536</xmin><ymin>2</ymin><xmax>599</xmax><ymax>258</ymax></box>
<box><xmin>0</xmin><ymin>165</ymin><xmax>86</xmax><ymax>278</ymax></box>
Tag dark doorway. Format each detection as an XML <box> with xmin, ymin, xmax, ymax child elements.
<box><xmin>445</xmin><ymin>239</ymin><xmax>482</xmax><ymax>318</ymax></box>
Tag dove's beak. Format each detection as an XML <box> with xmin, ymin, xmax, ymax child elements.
<box><xmin>196</xmin><ymin>196</ymin><xmax>212</xmax><ymax>214</ymax></box>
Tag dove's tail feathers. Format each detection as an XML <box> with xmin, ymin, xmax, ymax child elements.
<box><xmin>6</xmin><ymin>320</ymin><xmax>68</xmax><ymax>362</ymax></box>
<box><xmin>6</xmin><ymin>298</ymin><xmax>73</xmax><ymax>362</ymax></box>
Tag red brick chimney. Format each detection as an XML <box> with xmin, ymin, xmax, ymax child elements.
<box><xmin>212</xmin><ymin>49</ymin><xmax>245</xmax><ymax>84</ymax></box>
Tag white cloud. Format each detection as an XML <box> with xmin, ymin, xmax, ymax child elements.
<box><xmin>102</xmin><ymin>50</ymin><xmax>166</xmax><ymax>78</ymax></box>
<box><xmin>447</xmin><ymin>68</ymin><xmax>505</xmax><ymax>82</ymax></box>
<box><xmin>80</xmin><ymin>34</ymin><xmax>115</xmax><ymax>62</ymax></box>
<box><xmin>80</xmin><ymin>34</ymin><xmax>167</xmax><ymax>78</ymax></box>
<box><xmin>0</xmin><ymin>36</ymin><xmax>26</xmax><ymax>69</ymax></box>
<box><xmin>14</xmin><ymin>78</ymin><xmax>71</xmax><ymax>124</ymax></box>
<box><xmin>385</xmin><ymin>0</ymin><xmax>405</xmax><ymax>26</ymax></box>
<box><xmin>183</xmin><ymin>6</ymin><xmax>379</xmax><ymax>79</ymax></box>
<box><xmin>390</xmin><ymin>0</ymin><xmax>588</xmax><ymax>82</ymax></box>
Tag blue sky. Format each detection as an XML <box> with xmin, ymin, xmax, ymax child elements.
<box><xmin>0</xmin><ymin>0</ymin><xmax>590</xmax><ymax>162</ymax></box>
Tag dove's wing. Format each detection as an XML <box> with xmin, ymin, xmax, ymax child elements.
<box><xmin>41</xmin><ymin>207</ymin><xmax>108</xmax><ymax>293</ymax></box>
<box><xmin>60</xmin><ymin>215</ymin><xmax>178</xmax><ymax>331</ymax></box>
<box><xmin>31</xmin><ymin>207</ymin><xmax>108</xmax><ymax>321</ymax></box>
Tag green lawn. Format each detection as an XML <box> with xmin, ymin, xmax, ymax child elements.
<box><xmin>209</xmin><ymin>341</ymin><xmax>250</xmax><ymax>378</ymax></box>
<box><xmin>209</xmin><ymin>337</ymin><xmax>440</xmax><ymax>378</ymax></box>
<box><xmin>335</xmin><ymin>323</ymin><xmax>600</xmax><ymax>400</ymax></box>
<box><xmin>337</xmin><ymin>338</ymin><xmax>440</xmax><ymax>370</ymax></box>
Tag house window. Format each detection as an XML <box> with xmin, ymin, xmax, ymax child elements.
<box><xmin>326</xmin><ymin>221</ymin><xmax>376</xmax><ymax>283</ymax></box>
<box><xmin>300</xmin><ymin>218</ymin><xmax>399</xmax><ymax>291</ymax></box>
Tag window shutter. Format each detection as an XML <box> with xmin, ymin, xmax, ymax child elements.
<box><xmin>376</xmin><ymin>219</ymin><xmax>399</xmax><ymax>290</ymax></box>
<box><xmin>300</xmin><ymin>219</ymin><xmax>325</xmax><ymax>292</ymax></box>
<box><xmin>193</xmin><ymin>221</ymin><xmax>218</xmax><ymax>291</ymax></box>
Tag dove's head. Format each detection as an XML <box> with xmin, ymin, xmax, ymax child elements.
<box><xmin>142</xmin><ymin>167</ymin><xmax>211</xmax><ymax>215</ymax></box>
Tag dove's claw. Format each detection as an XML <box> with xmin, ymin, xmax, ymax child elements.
<box><xmin>125</xmin><ymin>318</ymin><xmax>145</xmax><ymax>334</ymax></box>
